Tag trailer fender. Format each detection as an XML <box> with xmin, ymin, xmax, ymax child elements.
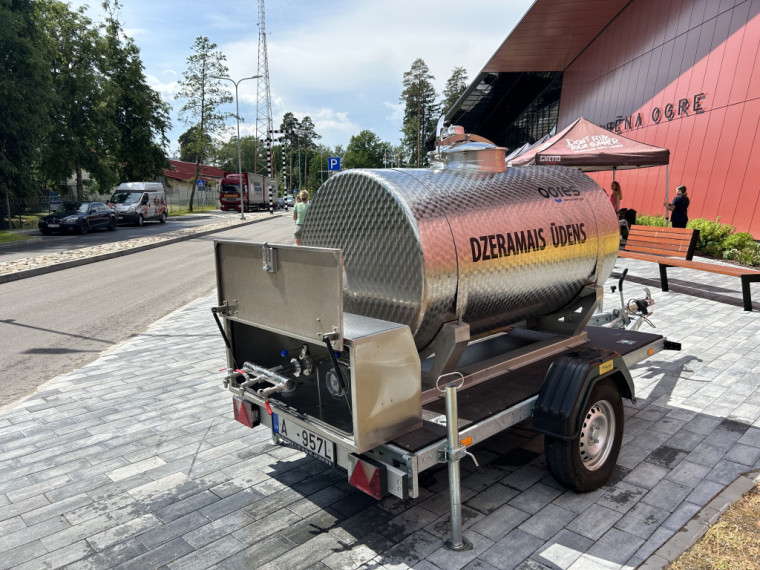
<box><xmin>532</xmin><ymin>348</ymin><xmax>634</xmax><ymax>441</ymax></box>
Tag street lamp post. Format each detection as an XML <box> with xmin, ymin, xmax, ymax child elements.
<box><xmin>212</xmin><ymin>75</ymin><xmax>260</xmax><ymax>220</ymax></box>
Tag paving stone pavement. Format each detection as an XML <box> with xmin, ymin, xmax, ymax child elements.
<box><xmin>1</xmin><ymin>255</ymin><xmax>759</xmax><ymax>569</ymax></box>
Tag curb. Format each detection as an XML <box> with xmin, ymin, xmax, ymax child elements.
<box><xmin>640</xmin><ymin>469</ymin><xmax>760</xmax><ymax>569</ymax></box>
<box><xmin>0</xmin><ymin>214</ymin><xmax>278</xmax><ymax>284</ymax></box>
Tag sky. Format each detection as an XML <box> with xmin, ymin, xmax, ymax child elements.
<box><xmin>71</xmin><ymin>0</ymin><xmax>534</xmax><ymax>156</ymax></box>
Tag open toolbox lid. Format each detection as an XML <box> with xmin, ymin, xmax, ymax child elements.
<box><xmin>214</xmin><ymin>240</ymin><xmax>344</xmax><ymax>351</ymax></box>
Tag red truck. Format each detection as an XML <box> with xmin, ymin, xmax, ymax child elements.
<box><xmin>219</xmin><ymin>172</ymin><xmax>277</xmax><ymax>212</ymax></box>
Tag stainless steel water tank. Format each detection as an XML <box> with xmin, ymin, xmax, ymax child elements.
<box><xmin>302</xmin><ymin>164</ymin><xmax>619</xmax><ymax>351</ymax></box>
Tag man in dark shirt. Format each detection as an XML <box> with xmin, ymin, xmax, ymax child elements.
<box><xmin>666</xmin><ymin>185</ymin><xmax>690</xmax><ymax>228</ymax></box>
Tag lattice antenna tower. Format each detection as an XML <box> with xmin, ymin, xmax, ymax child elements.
<box><xmin>255</xmin><ymin>0</ymin><xmax>273</xmax><ymax>169</ymax></box>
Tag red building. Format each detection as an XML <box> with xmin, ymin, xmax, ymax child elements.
<box><xmin>162</xmin><ymin>160</ymin><xmax>226</xmax><ymax>189</ymax></box>
<box><xmin>449</xmin><ymin>0</ymin><xmax>760</xmax><ymax>237</ymax></box>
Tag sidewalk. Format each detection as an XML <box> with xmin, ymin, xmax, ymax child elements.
<box><xmin>0</xmin><ymin>210</ymin><xmax>282</xmax><ymax>284</ymax></box>
<box><xmin>0</xmin><ymin>257</ymin><xmax>758</xmax><ymax>569</ymax></box>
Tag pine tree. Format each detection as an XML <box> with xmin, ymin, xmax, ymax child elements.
<box><xmin>400</xmin><ymin>59</ymin><xmax>438</xmax><ymax>167</ymax></box>
<box><xmin>441</xmin><ymin>67</ymin><xmax>468</xmax><ymax>116</ymax></box>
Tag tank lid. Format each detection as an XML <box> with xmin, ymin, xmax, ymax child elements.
<box><xmin>431</xmin><ymin>125</ymin><xmax>506</xmax><ymax>172</ymax></box>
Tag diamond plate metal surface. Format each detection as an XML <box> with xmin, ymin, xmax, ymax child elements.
<box><xmin>302</xmin><ymin>166</ymin><xmax>619</xmax><ymax>351</ymax></box>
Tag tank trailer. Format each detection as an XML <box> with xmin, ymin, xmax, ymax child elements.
<box><xmin>212</xmin><ymin>127</ymin><xmax>679</xmax><ymax>549</ymax></box>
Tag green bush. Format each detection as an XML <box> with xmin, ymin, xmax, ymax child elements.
<box><xmin>687</xmin><ymin>217</ymin><xmax>735</xmax><ymax>257</ymax></box>
<box><xmin>635</xmin><ymin>214</ymin><xmax>668</xmax><ymax>226</ymax></box>
<box><xmin>725</xmin><ymin>242</ymin><xmax>760</xmax><ymax>266</ymax></box>
<box><xmin>723</xmin><ymin>232</ymin><xmax>757</xmax><ymax>251</ymax></box>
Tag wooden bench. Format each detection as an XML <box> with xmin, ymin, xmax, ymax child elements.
<box><xmin>619</xmin><ymin>225</ymin><xmax>760</xmax><ymax>311</ymax></box>
<box><xmin>618</xmin><ymin>225</ymin><xmax>699</xmax><ymax>263</ymax></box>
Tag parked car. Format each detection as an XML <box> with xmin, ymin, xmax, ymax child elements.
<box><xmin>39</xmin><ymin>202</ymin><xmax>117</xmax><ymax>235</ymax></box>
<box><xmin>277</xmin><ymin>197</ymin><xmax>285</xmax><ymax>209</ymax></box>
<box><xmin>285</xmin><ymin>195</ymin><xmax>295</xmax><ymax>207</ymax></box>
<box><xmin>108</xmin><ymin>182</ymin><xmax>167</xmax><ymax>226</ymax></box>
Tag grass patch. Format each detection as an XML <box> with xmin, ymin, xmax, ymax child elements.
<box><xmin>168</xmin><ymin>206</ymin><xmax>216</xmax><ymax>216</ymax></box>
<box><xmin>2</xmin><ymin>213</ymin><xmax>45</xmax><ymax>230</ymax></box>
<box><xmin>0</xmin><ymin>231</ymin><xmax>36</xmax><ymax>244</ymax></box>
<box><xmin>669</xmin><ymin>481</ymin><xmax>760</xmax><ymax>570</ymax></box>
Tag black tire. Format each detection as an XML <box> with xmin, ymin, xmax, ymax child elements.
<box><xmin>544</xmin><ymin>379</ymin><xmax>624</xmax><ymax>492</ymax></box>
<box><xmin>159</xmin><ymin>212</ymin><xmax>167</xmax><ymax>224</ymax></box>
<box><xmin>136</xmin><ymin>214</ymin><xmax>144</xmax><ymax>227</ymax></box>
<box><xmin>108</xmin><ymin>217</ymin><xmax>116</xmax><ymax>231</ymax></box>
<box><xmin>80</xmin><ymin>221</ymin><xmax>89</xmax><ymax>235</ymax></box>
<box><xmin>41</xmin><ymin>228</ymin><xmax>52</xmax><ymax>236</ymax></box>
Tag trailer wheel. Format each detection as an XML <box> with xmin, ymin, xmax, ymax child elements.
<box><xmin>544</xmin><ymin>379</ymin><xmax>623</xmax><ymax>492</ymax></box>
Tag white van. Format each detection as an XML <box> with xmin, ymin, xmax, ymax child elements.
<box><xmin>108</xmin><ymin>182</ymin><xmax>168</xmax><ymax>226</ymax></box>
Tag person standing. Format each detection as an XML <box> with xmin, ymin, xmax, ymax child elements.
<box><xmin>665</xmin><ymin>185</ymin><xmax>690</xmax><ymax>228</ymax></box>
<box><xmin>609</xmin><ymin>181</ymin><xmax>622</xmax><ymax>213</ymax></box>
<box><xmin>293</xmin><ymin>190</ymin><xmax>310</xmax><ymax>245</ymax></box>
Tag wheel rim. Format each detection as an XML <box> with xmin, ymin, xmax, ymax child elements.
<box><xmin>579</xmin><ymin>399</ymin><xmax>615</xmax><ymax>471</ymax></box>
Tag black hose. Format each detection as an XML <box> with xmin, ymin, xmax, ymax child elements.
<box><xmin>212</xmin><ymin>307</ymin><xmax>240</xmax><ymax>371</ymax></box>
<box><xmin>324</xmin><ymin>337</ymin><xmax>351</xmax><ymax>412</ymax></box>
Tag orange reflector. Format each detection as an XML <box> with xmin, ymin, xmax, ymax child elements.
<box><xmin>647</xmin><ymin>348</ymin><xmax>655</xmax><ymax>356</ymax></box>
<box><xmin>232</xmin><ymin>397</ymin><xmax>259</xmax><ymax>428</ymax></box>
<box><xmin>264</xmin><ymin>401</ymin><xmax>273</xmax><ymax>416</ymax></box>
<box><xmin>349</xmin><ymin>457</ymin><xmax>384</xmax><ymax>500</ymax></box>
<box><xmin>460</xmin><ymin>436</ymin><xmax>473</xmax><ymax>447</ymax></box>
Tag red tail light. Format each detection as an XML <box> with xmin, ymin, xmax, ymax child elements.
<box><xmin>348</xmin><ymin>455</ymin><xmax>386</xmax><ymax>500</ymax></box>
<box><xmin>232</xmin><ymin>397</ymin><xmax>259</xmax><ymax>428</ymax></box>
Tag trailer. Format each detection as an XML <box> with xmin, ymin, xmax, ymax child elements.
<box><xmin>211</xmin><ymin>127</ymin><xmax>679</xmax><ymax>548</ymax></box>
<box><xmin>219</xmin><ymin>172</ymin><xmax>277</xmax><ymax>212</ymax></box>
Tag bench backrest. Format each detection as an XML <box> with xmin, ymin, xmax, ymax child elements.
<box><xmin>624</xmin><ymin>225</ymin><xmax>699</xmax><ymax>260</ymax></box>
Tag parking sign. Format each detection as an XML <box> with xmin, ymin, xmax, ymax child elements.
<box><xmin>328</xmin><ymin>157</ymin><xmax>341</xmax><ymax>171</ymax></box>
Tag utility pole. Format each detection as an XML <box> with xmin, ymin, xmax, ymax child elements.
<box><xmin>255</xmin><ymin>0</ymin><xmax>273</xmax><ymax>175</ymax></box>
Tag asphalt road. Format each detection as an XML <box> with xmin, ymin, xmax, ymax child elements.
<box><xmin>0</xmin><ymin>210</ymin><xmax>268</xmax><ymax>264</ymax></box>
<box><xmin>0</xmin><ymin>215</ymin><xmax>294</xmax><ymax>409</ymax></box>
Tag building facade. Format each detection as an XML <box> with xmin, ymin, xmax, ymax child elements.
<box><xmin>450</xmin><ymin>0</ymin><xmax>760</xmax><ymax>236</ymax></box>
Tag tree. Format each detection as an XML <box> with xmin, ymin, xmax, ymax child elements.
<box><xmin>279</xmin><ymin>113</ymin><xmax>322</xmax><ymax>190</ymax></box>
<box><xmin>38</xmin><ymin>0</ymin><xmax>118</xmax><ymax>199</ymax></box>
<box><xmin>304</xmin><ymin>143</ymin><xmax>336</xmax><ymax>191</ymax></box>
<box><xmin>0</xmin><ymin>0</ymin><xmax>52</xmax><ymax>225</ymax></box>
<box><xmin>400</xmin><ymin>58</ymin><xmax>438</xmax><ymax>167</ymax></box>
<box><xmin>101</xmin><ymin>1</ymin><xmax>170</xmax><ymax>183</ymax></box>
<box><xmin>343</xmin><ymin>130</ymin><xmax>386</xmax><ymax>169</ymax></box>
<box><xmin>441</xmin><ymin>67</ymin><xmax>468</xmax><ymax>116</ymax></box>
<box><xmin>214</xmin><ymin>135</ymin><xmax>259</xmax><ymax>173</ymax></box>
<box><xmin>178</xmin><ymin>126</ymin><xmax>213</xmax><ymax>164</ymax></box>
<box><xmin>175</xmin><ymin>36</ymin><xmax>232</xmax><ymax>211</ymax></box>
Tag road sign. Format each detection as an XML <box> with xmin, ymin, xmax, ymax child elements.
<box><xmin>197</xmin><ymin>179</ymin><xmax>205</xmax><ymax>188</ymax></box>
<box><xmin>328</xmin><ymin>157</ymin><xmax>341</xmax><ymax>171</ymax></box>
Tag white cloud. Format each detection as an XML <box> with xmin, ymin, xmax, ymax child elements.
<box><xmin>146</xmin><ymin>74</ymin><xmax>180</xmax><ymax>100</ymax></box>
<box><xmin>383</xmin><ymin>101</ymin><xmax>404</xmax><ymax>125</ymax></box>
<box><xmin>122</xmin><ymin>27</ymin><xmax>147</xmax><ymax>38</ymax></box>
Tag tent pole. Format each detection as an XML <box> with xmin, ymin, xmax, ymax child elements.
<box><xmin>665</xmin><ymin>165</ymin><xmax>670</xmax><ymax>226</ymax></box>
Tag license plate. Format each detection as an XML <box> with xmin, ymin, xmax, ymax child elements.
<box><xmin>273</xmin><ymin>413</ymin><xmax>335</xmax><ymax>464</ymax></box>
<box><xmin>48</xmin><ymin>223</ymin><xmax>59</xmax><ymax>228</ymax></box>
<box><xmin>118</xmin><ymin>216</ymin><xmax>124</xmax><ymax>220</ymax></box>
